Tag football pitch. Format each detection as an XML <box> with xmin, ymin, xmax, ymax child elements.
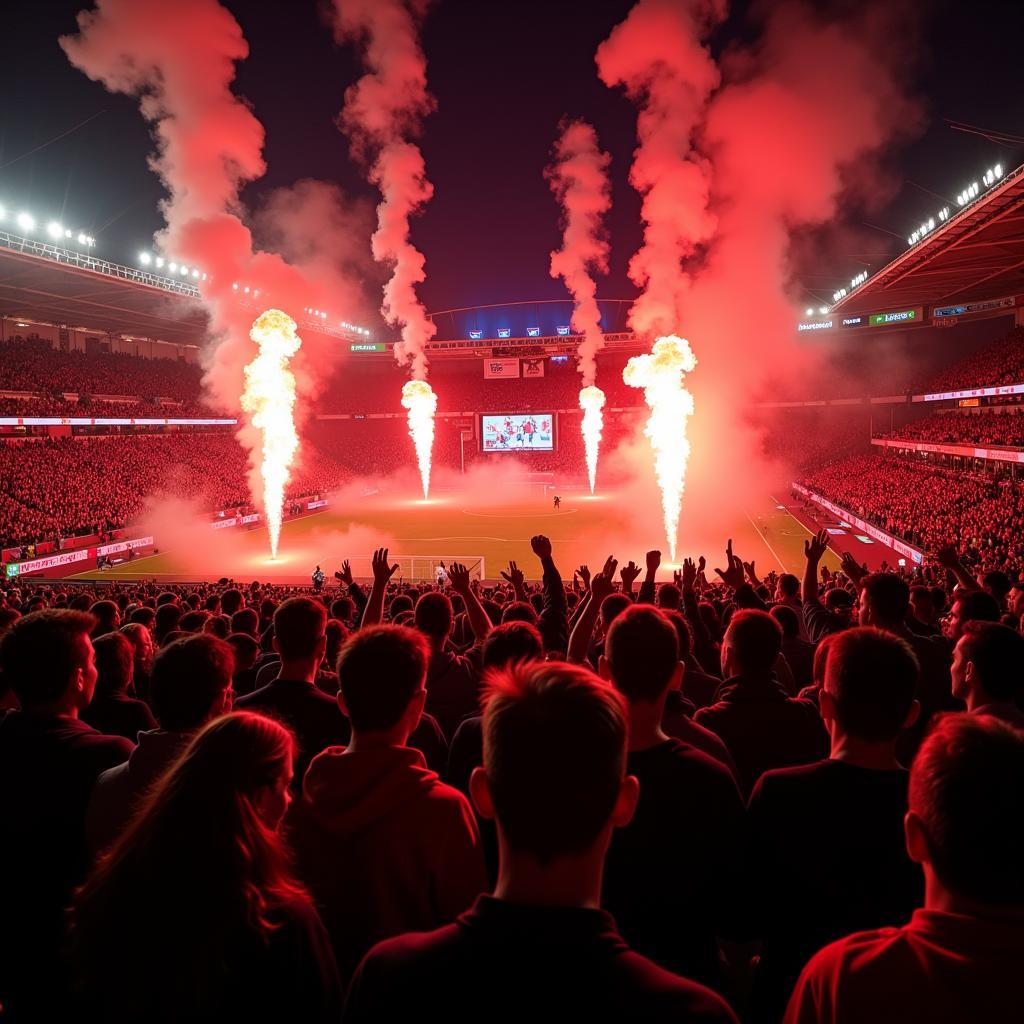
<box><xmin>69</xmin><ymin>489</ymin><xmax>842</xmax><ymax>585</ymax></box>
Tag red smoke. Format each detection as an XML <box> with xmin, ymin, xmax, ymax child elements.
<box><xmin>546</xmin><ymin>120</ymin><xmax>612</xmax><ymax>386</ymax></box>
<box><xmin>330</xmin><ymin>0</ymin><xmax>437</xmax><ymax>381</ymax></box>
<box><xmin>596</xmin><ymin>0</ymin><xmax>725</xmax><ymax>339</ymax></box>
<box><xmin>61</xmin><ymin>0</ymin><xmax>373</xmax><ymax>510</ymax></box>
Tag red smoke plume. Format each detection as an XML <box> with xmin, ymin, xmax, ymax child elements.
<box><xmin>596</xmin><ymin>0</ymin><xmax>725</xmax><ymax>338</ymax></box>
<box><xmin>546</xmin><ymin>119</ymin><xmax>612</xmax><ymax>386</ymax></box>
<box><xmin>61</xmin><ymin>0</ymin><xmax>372</xmax><ymax>510</ymax></box>
<box><xmin>330</xmin><ymin>0</ymin><xmax>437</xmax><ymax>381</ymax></box>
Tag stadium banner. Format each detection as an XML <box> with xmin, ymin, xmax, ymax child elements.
<box><xmin>5</xmin><ymin>548</ymin><xmax>90</xmax><ymax>577</ymax></box>
<box><xmin>211</xmin><ymin>517</ymin><xmax>239</xmax><ymax>530</ymax></box>
<box><xmin>483</xmin><ymin>358</ymin><xmax>520</xmax><ymax>379</ymax></box>
<box><xmin>932</xmin><ymin>295</ymin><xmax>1015</xmax><ymax>319</ymax></box>
<box><xmin>521</xmin><ymin>358</ymin><xmax>545</xmax><ymax>378</ymax></box>
<box><xmin>96</xmin><ymin>536</ymin><xmax>154</xmax><ymax>557</ymax></box>
<box><xmin>915</xmin><ymin>382</ymin><xmax>1024</xmax><ymax>403</ymax></box>
<box><xmin>792</xmin><ymin>483</ymin><xmax>924</xmax><ymax>565</ymax></box>
<box><xmin>480</xmin><ymin>413</ymin><xmax>554</xmax><ymax>451</ymax></box>
<box><xmin>307</xmin><ymin>499</ymin><xmax>328</xmax><ymax>510</ymax></box>
<box><xmin>239</xmin><ymin>513</ymin><xmax>261</xmax><ymax>525</ymax></box>
<box><xmin>0</xmin><ymin>417</ymin><xmax>237</xmax><ymax>426</ymax></box>
<box><xmin>871</xmin><ymin>437</ymin><xmax>1024</xmax><ymax>464</ymax></box>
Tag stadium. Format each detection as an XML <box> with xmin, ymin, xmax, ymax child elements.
<box><xmin>2</xmin><ymin>2</ymin><xmax>1023</xmax><ymax>1022</ymax></box>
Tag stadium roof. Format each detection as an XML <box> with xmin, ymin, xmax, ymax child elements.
<box><xmin>830</xmin><ymin>162</ymin><xmax>1024</xmax><ymax>317</ymax></box>
<box><xmin>0</xmin><ymin>243</ymin><xmax>208</xmax><ymax>346</ymax></box>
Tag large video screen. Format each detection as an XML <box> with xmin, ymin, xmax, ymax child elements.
<box><xmin>480</xmin><ymin>413</ymin><xmax>555</xmax><ymax>452</ymax></box>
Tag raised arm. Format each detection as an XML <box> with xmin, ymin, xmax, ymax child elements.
<box><xmin>360</xmin><ymin>547</ymin><xmax>400</xmax><ymax>628</ymax></box>
<box><xmin>499</xmin><ymin>560</ymin><xmax>528</xmax><ymax>602</ymax></box>
<box><xmin>935</xmin><ymin>544</ymin><xmax>981</xmax><ymax>593</ymax></box>
<box><xmin>533</xmin><ymin>535</ymin><xmax>569</xmax><ymax>656</ymax></box>
<box><xmin>448</xmin><ymin>563</ymin><xmax>492</xmax><ymax>643</ymax></box>
<box><xmin>567</xmin><ymin>558</ymin><xmax>616</xmax><ymax>664</ymax></box>
<box><xmin>637</xmin><ymin>549</ymin><xmax>660</xmax><ymax>605</ymax></box>
<box><xmin>620</xmin><ymin>560</ymin><xmax>642</xmax><ymax>601</ymax></box>
<box><xmin>336</xmin><ymin>560</ymin><xmax>368</xmax><ymax>619</ymax></box>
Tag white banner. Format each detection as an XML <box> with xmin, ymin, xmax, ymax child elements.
<box><xmin>792</xmin><ymin>483</ymin><xmax>924</xmax><ymax>564</ymax></box>
<box><xmin>871</xmin><ymin>438</ymin><xmax>1024</xmax><ymax>464</ymax></box>
<box><xmin>6</xmin><ymin>548</ymin><xmax>89</xmax><ymax>576</ymax></box>
<box><xmin>307</xmin><ymin>499</ymin><xmax>328</xmax><ymax>510</ymax></box>
<box><xmin>97</xmin><ymin>535</ymin><xmax>154</xmax><ymax>557</ymax></box>
<box><xmin>483</xmin><ymin>358</ymin><xmax>520</xmax><ymax>379</ymax></box>
<box><xmin>916</xmin><ymin>382</ymin><xmax>1024</xmax><ymax>403</ymax></box>
<box><xmin>211</xmin><ymin>517</ymin><xmax>238</xmax><ymax>530</ymax></box>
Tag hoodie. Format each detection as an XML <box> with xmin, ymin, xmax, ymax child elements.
<box><xmin>288</xmin><ymin>745</ymin><xmax>488</xmax><ymax>984</ymax></box>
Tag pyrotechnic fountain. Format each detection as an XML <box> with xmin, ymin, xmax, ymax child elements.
<box><xmin>578</xmin><ymin>385</ymin><xmax>606</xmax><ymax>494</ymax></box>
<box><xmin>241</xmin><ymin>309</ymin><xmax>301</xmax><ymax>559</ymax></box>
<box><xmin>401</xmin><ymin>378</ymin><xmax>438</xmax><ymax>499</ymax></box>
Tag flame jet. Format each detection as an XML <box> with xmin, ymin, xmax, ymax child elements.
<box><xmin>241</xmin><ymin>309</ymin><xmax>301</xmax><ymax>559</ymax></box>
<box><xmin>623</xmin><ymin>336</ymin><xmax>697</xmax><ymax>560</ymax></box>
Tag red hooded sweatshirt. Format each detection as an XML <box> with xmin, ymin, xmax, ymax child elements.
<box><xmin>288</xmin><ymin>745</ymin><xmax>488</xmax><ymax>984</ymax></box>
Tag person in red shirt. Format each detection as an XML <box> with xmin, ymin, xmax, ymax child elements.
<box><xmin>785</xmin><ymin>713</ymin><xmax>1024</xmax><ymax>1024</ymax></box>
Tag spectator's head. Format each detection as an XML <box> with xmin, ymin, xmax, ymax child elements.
<box><xmin>945</xmin><ymin>589</ymin><xmax>1002</xmax><ymax>642</ymax></box>
<box><xmin>906</xmin><ymin>714</ymin><xmax>1024</xmax><ymax>908</ymax></box>
<box><xmin>337</xmin><ymin>624</ymin><xmax>428</xmax><ymax>738</ymax></box>
<box><xmin>90</xmin><ymin>600</ymin><xmax>120</xmax><ymax>636</ymax></box>
<box><xmin>129</xmin><ymin>606</ymin><xmax>156</xmax><ymax>629</ymax></box>
<box><xmin>770</xmin><ymin>604</ymin><xmax>801</xmax><ymax>641</ymax></box>
<box><xmin>824</xmin><ymin>587</ymin><xmax>854</xmax><ymax>619</ymax></box>
<box><xmin>910</xmin><ymin>585</ymin><xmax>936</xmax><ymax>625</ymax></box>
<box><xmin>226</xmin><ymin>632</ymin><xmax>259</xmax><ymax>672</ymax></box>
<box><xmin>721</xmin><ymin>610</ymin><xmax>782</xmax><ymax>677</ymax></box>
<box><xmin>153</xmin><ymin>603</ymin><xmax>182</xmax><ymax>644</ymax></box>
<box><xmin>204</xmin><ymin>594</ymin><xmax>221</xmax><ymax>615</ymax></box>
<box><xmin>481</xmin><ymin>621</ymin><xmax>543</xmax><ymax>671</ymax></box>
<box><xmin>951</xmin><ymin>621</ymin><xmax>1024</xmax><ymax>710</ymax></box>
<box><xmin>858</xmin><ymin>573</ymin><xmax>910</xmax><ymax>628</ymax></box>
<box><xmin>156</xmin><ymin>592</ymin><xmax>178</xmax><ymax>608</ymax></box>
<box><xmin>324</xmin><ymin>618</ymin><xmax>348</xmax><ymax>669</ymax></box>
<box><xmin>0</xmin><ymin>609</ymin><xmax>97</xmax><ymax>713</ymax></box>
<box><xmin>821</xmin><ymin>628</ymin><xmax>919</xmax><ymax>744</ymax></box>
<box><xmin>91</xmin><ymin>631</ymin><xmax>135</xmax><ymax>701</ymax></box>
<box><xmin>203</xmin><ymin>615</ymin><xmax>229</xmax><ymax>640</ymax></box>
<box><xmin>776</xmin><ymin>573</ymin><xmax>800</xmax><ymax>601</ymax></box>
<box><xmin>599</xmin><ymin>593</ymin><xmax>631</xmax><ymax>633</ymax></box>
<box><xmin>472</xmin><ymin>661</ymin><xmax>637</xmax><ymax>867</ymax></box>
<box><xmin>220</xmin><ymin>588</ymin><xmax>243</xmax><ymax>616</ymax></box>
<box><xmin>501</xmin><ymin>600</ymin><xmax>539</xmax><ymax>626</ymax></box>
<box><xmin>70</xmin><ymin>712</ymin><xmax>302</xmax><ymax>1009</ymax></box>
<box><xmin>982</xmin><ymin>570</ymin><xmax>1011</xmax><ymax>607</ymax></box>
<box><xmin>601</xmin><ymin>605</ymin><xmax>681</xmax><ymax>706</ymax></box>
<box><xmin>230</xmin><ymin>607</ymin><xmax>259</xmax><ymax>639</ymax></box>
<box><xmin>414</xmin><ymin>592</ymin><xmax>453</xmax><ymax>645</ymax></box>
<box><xmin>1008</xmin><ymin>580</ymin><xmax>1024</xmax><ymax>620</ymax></box>
<box><xmin>272</xmin><ymin>597</ymin><xmax>327</xmax><ymax>666</ymax></box>
<box><xmin>179</xmin><ymin>609</ymin><xmax>210</xmax><ymax>633</ymax></box>
<box><xmin>656</xmin><ymin>583</ymin><xmax>680</xmax><ymax>610</ymax></box>
<box><xmin>151</xmin><ymin>634</ymin><xmax>234</xmax><ymax>732</ymax></box>
<box><xmin>388</xmin><ymin>595</ymin><xmax>413</xmax><ymax>621</ymax></box>
<box><xmin>661</xmin><ymin>609</ymin><xmax>693</xmax><ymax>662</ymax></box>
<box><xmin>120</xmin><ymin>623</ymin><xmax>155</xmax><ymax>675</ymax></box>
<box><xmin>329</xmin><ymin>596</ymin><xmax>355</xmax><ymax>624</ymax></box>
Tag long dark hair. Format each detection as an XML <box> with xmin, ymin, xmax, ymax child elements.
<box><xmin>69</xmin><ymin>712</ymin><xmax>306</xmax><ymax>1019</ymax></box>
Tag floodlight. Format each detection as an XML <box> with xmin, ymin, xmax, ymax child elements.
<box><xmin>47</xmin><ymin>221</ymin><xmax>63</xmax><ymax>239</ymax></box>
<box><xmin>17</xmin><ymin>212</ymin><xmax>35</xmax><ymax>232</ymax></box>
<box><xmin>139</xmin><ymin>252</ymin><xmax>152</xmax><ymax>265</ymax></box>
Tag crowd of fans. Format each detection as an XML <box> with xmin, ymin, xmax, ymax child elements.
<box><xmin>0</xmin><ymin>396</ymin><xmax>222</xmax><ymax>420</ymax></box>
<box><xmin>0</xmin><ymin>532</ymin><xmax>1020</xmax><ymax>1022</ymax></box>
<box><xmin>0</xmin><ymin>337</ymin><xmax>206</xmax><ymax>401</ymax></box>
<box><xmin>802</xmin><ymin>453</ymin><xmax>1024</xmax><ymax>572</ymax></box>
<box><xmin>878</xmin><ymin>410</ymin><xmax>1024</xmax><ymax>447</ymax></box>
<box><xmin>925</xmin><ymin>326</ymin><xmax>1024</xmax><ymax>393</ymax></box>
<box><xmin>0</xmin><ymin>436</ymin><xmax>351</xmax><ymax>549</ymax></box>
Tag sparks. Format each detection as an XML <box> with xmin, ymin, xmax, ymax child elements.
<box><xmin>623</xmin><ymin>335</ymin><xmax>697</xmax><ymax>561</ymax></box>
<box><xmin>578</xmin><ymin>385</ymin><xmax>606</xmax><ymax>494</ymax></box>
<box><xmin>401</xmin><ymin>379</ymin><xmax>437</xmax><ymax>499</ymax></box>
<box><xmin>241</xmin><ymin>309</ymin><xmax>301</xmax><ymax>560</ymax></box>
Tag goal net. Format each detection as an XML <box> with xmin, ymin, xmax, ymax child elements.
<box><xmin>337</xmin><ymin>555</ymin><xmax>486</xmax><ymax>584</ymax></box>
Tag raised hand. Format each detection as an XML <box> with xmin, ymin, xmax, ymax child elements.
<box><xmin>840</xmin><ymin>550</ymin><xmax>867</xmax><ymax>586</ymax></box>
<box><xmin>336</xmin><ymin>560</ymin><xmax>354</xmax><ymax>587</ymax></box>
<box><xmin>600</xmin><ymin>554</ymin><xmax>618</xmax><ymax>582</ymax></box>
<box><xmin>591</xmin><ymin>566</ymin><xmax>617</xmax><ymax>603</ymax></box>
<box><xmin>681</xmin><ymin>557</ymin><xmax>697</xmax><ymax>589</ymax></box>
<box><xmin>645</xmin><ymin>549</ymin><xmax>662</xmax><ymax>574</ymax></box>
<box><xmin>935</xmin><ymin>544</ymin><xmax>962</xmax><ymax>570</ymax></box>
<box><xmin>742</xmin><ymin>559</ymin><xmax>760</xmax><ymax>585</ymax></box>
<box><xmin>577</xmin><ymin>564</ymin><xmax>591</xmax><ymax>588</ymax></box>
<box><xmin>531</xmin><ymin>535</ymin><xmax>553</xmax><ymax>560</ymax></box>
<box><xmin>804</xmin><ymin>529</ymin><xmax>830</xmax><ymax>564</ymax></box>
<box><xmin>697</xmin><ymin>555</ymin><xmax>706</xmax><ymax>574</ymax></box>
<box><xmin>448</xmin><ymin>562</ymin><xmax>471</xmax><ymax>594</ymax></box>
<box><xmin>620</xmin><ymin>560</ymin><xmax>642</xmax><ymax>589</ymax></box>
<box><xmin>371</xmin><ymin>547</ymin><xmax>400</xmax><ymax>586</ymax></box>
<box><xmin>500</xmin><ymin>561</ymin><xmax>525</xmax><ymax>587</ymax></box>
<box><xmin>715</xmin><ymin>539</ymin><xmax>746</xmax><ymax>590</ymax></box>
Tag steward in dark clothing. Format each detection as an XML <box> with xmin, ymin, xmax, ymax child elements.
<box><xmin>343</xmin><ymin>896</ymin><xmax>738</xmax><ymax>1024</ymax></box>
<box><xmin>694</xmin><ymin>672</ymin><xmax>828</xmax><ymax>796</ymax></box>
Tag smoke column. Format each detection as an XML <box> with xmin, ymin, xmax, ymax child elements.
<box><xmin>597</xmin><ymin>0</ymin><xmax>723</xmax><ymax>552</ymax></box>
<box><xmin>330</xmin><ymin>0</ymin><xmax>439</xmax><ymax>497</ymax></box>
<box><xmin>546</xmin><ymin>120</ymin><xmax>612</xmax><ymax>493</ymax></box>
<box><xmin>60</xmin><ymin>0</ymin><xmax>371</xmax><ymax>540</ymax></box>
<box><xmin>241</xmin><ymin>310</ymin><xmax>301</xmax><ymax>558</ymax></box>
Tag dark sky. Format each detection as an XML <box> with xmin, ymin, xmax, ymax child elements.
<box><xmin>2</xmin><ymin>0</ymin><xmax>1022</xmax><ymax>324</ymax></box>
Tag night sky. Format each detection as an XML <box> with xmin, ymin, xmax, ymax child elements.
<box><xmin>3</xmin><ymin>0</ymin><xmax>1022</xmax><ymax>326</ymax></box>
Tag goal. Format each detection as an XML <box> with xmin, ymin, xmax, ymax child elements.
<box><xmin>338</xmin><ymin>554</ymin><xmax>486</xmax><ymax>584</ymax></box>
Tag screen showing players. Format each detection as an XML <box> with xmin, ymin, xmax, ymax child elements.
<box><xmin>480</xmin><ymin>413</ymin><xmax>555</xmax><ymax>451</ymax></box>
